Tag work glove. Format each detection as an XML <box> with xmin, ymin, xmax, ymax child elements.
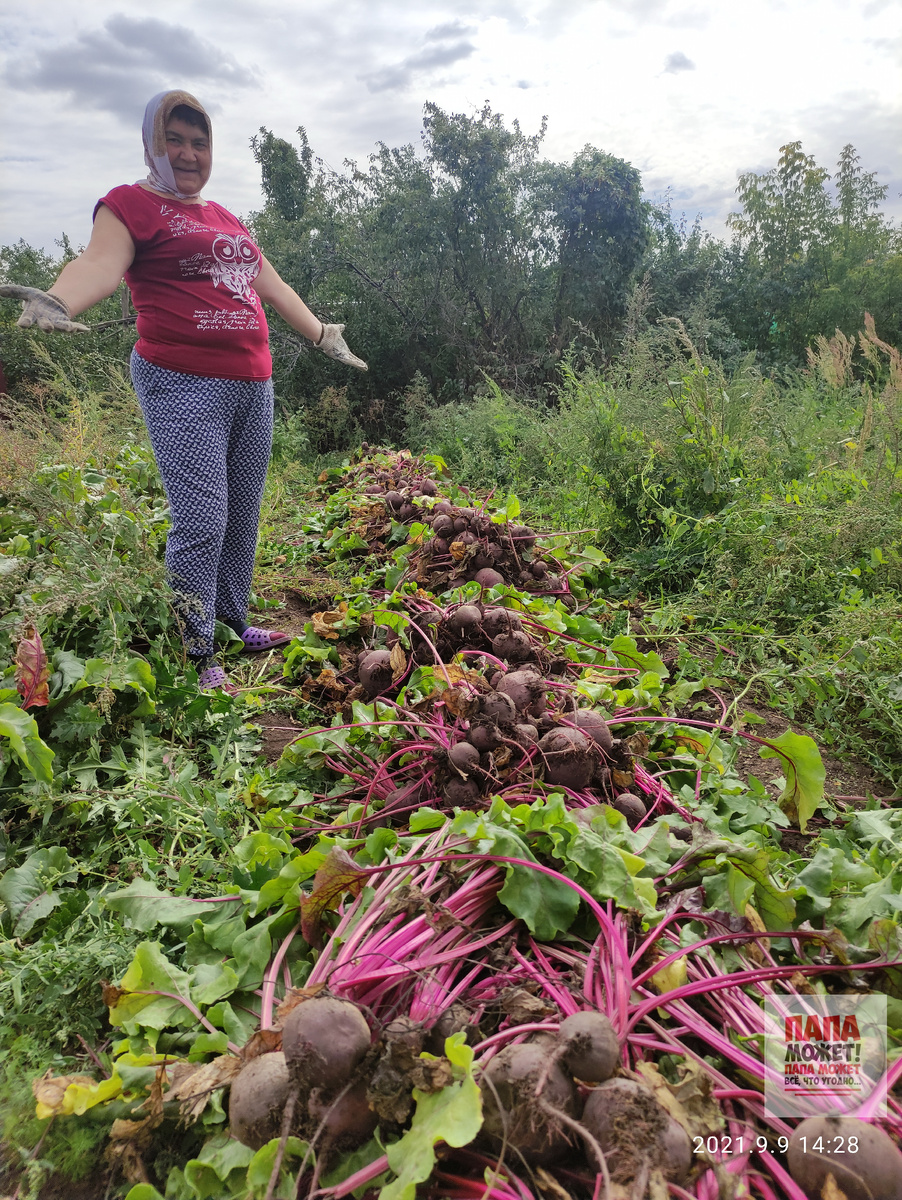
<box><xmin>0</xmin><ymin>285</ymin><xmax>90</xmax><ymax>333</ymax></box>
<box><xmin>316</xmin><ymin>323</ymin><xmax>368</xmax><ymax>371</ymax></box>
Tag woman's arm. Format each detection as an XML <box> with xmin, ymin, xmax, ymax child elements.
<box><xmin>252</xmin><ymin>256</ymin><xmax>367</xmax><ymax>370</ymax></box>
<box><xmin>252</xmin><ymin>256</ymin><xmax>324</xmax><ymax>343</ymax></box>
<box><xmin>49</xmin><ymin>206</ymin><xmax>137</xmax><ymax>318</ymax></box>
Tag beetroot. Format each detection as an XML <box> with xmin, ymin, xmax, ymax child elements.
<box><xmin>496</xmin><ymin>668</ymin><xmax>545</xmax><ymax>713</ymax></box>
<box><xmin>398</xmin><ymin>503</ymin><xmax>415</xmax><ymax>521</ymax></box>
<box><xmin>448</xmin><ymin>741</ymin><xmax>481</xmax><ymax>774</ymax></box>
<box><xmin>420</xmin><ymin>479</ymin><xmax>438</xmax><ymax>496</ymax></box>
<box><xmin>308</xmin><ymin>1082</ymin><xmax>377</xmax><ymax>1148</ymax></box>
<box><xmin>788</xmin><ymin>1116</ymin><xmax>902</xmax><ymax>1200</ymax></box>
<box><xmin>581</xmin><ymin>1078</ymin><xmax>692</xmax><ymax>1185</ymax></box>
<box><xmin>432</xmin><ymin>537</ymin><xmax>449</xmax><ymax>555</ymax></box>
<box><xmin>358</xmin><ymin>649</ymin><xmax>394</xmax><ymax>696</ymax></box>
<box><xmin>443</xmin><ymin>777</ymin><xmax>482</xmax><ymax>805</ymax></box>
<box><xmin>475</xmin><ymin>568</ymin><xmax>505</xmax><ymax>588</ymax></box>
<box><xmin>432</xmin><ymin>514</ymin><xmax>454</xmax><ymax>537</ymax></box>
<box><xmin>537</xmin><ymin>727</ymin><xmax>594</xmax><ymax>789</ymax></box>
<box><xmin>427</xmin><ymin>1002</ymin><xmax>473</xmax><ymax>1054</ymax></box>
<box><xmin>229</xmin><ymin>1051</ymin><xmax>291</xmax><ymax>1150</ymax></box>
<box><xmin>557</xmin><ymin>1011</ymin><xmax>619</xmax><ymax>1082</ymax></box>
<box><xmin>530</xmin><ymin>560</ymin><xmax>547</xmax><ymax>579</ymax></box>
<box><xmin>492</xmin><ymin>630</ymin><xmax>533</xmax><ymax>662</ymax></box>
<box><xmin>282</xmin><ymin>997</ymin><xmax>371</xmax><ymax>1092</ymax></box>
<box><xmin>514</xmin><ymin>723</ymin><xmax>539</xmax><ymax>747</ymax></box>
<box><xmin>571</xmin><ymin>709</ymin><xmax>614</xmax><ymax>753</ymax></box>
<box><xmin>384</xmin><ymin>1015</ymin><xmax>425</xmax><ymax>1052</ymax></box>
<box><xmin>482</xmin><ymin>607</ymin><xmax>522</xmax><ymax>638</ymax></box>
<box><xmin>453</xmin><ymin>516</ymin><xmax>469</xmax><ymax>533</ymax></box>
<box><xmin>447</xmin><ymin>604</ymin><xmax>482</xmax><ymax>633</ymax></box>
<box><xmin>384</xmin><ymin>490</ymin><xmax>403</xmax><ymax>512</ymax></box>
<box><xmin>480</xmin><ymin>691</ymin><xmax>517</xmax><ymax>724</ymax></box>
<box><xmin>480</xmin><ymin>1043</ymin><xmax>577</xmax><ymax>1166</ymax></box>
<box><xmin>612</xmin><ymin>792</ymin><xmax>646</xmax><ymax>827</ymax></box>
<box><xmin>433</xmin><ymin>501</ymin><xmax>453</xmax><ymax>516</ymax></box>
<box><xmin>473</xmin><ymin>552</ymin><xmax>494</xmax><ymax>570</ymax></box>
<box><xmin>468</xmin><ymin>721</ymin><xmax>503</xmax><ymax>752</ymax></box>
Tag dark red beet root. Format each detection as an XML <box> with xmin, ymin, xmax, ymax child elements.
<box><xmin>788</xmin><ymin>1116</ymin><xmax>902</xmax><ymax>1200</ymax></box>
<box><xmin>229</xmin><ymin>1051</ymin><xmax>291</xmax><ymax>1150</ymax></box>
<box><xmin>384</xmin><ymin>1015</ymin><xmax>425</xmax><ymax>1052</ymax></box>
<box><xmin>427</xmin><ymin>1002</ymin><xmax>474</xmax><ymax>1054</ymax></box>
<box><xmin>475</xmin><ymin>568</ymin><xmax>505</xmax><ymax>588</ymax></box>
<box><xmin>282</xmin><ymin>997</ymin><xmax>371</xmax><ymax>1093</ymax></box>
<box><xmin>308</xmin><ymin>1082</ymin><xmax>377</xmax><ymax>1148</ymax></box>
<box><xmin>480</xmin><ymin>1043</ymin><xmax>577</xmax><ymax>1166</ymax></box>
<box><xmin>432</xmin><ymin>514</ymin><xmax>454</xmax><ymax>537</ymax></box>
<box><xmin>443</xmin><ymin>777</ymin><xmax>482</xmax><ymax>805</ymax></box>
<box><xmin>581</xmin><ymin>1078</ymin><xmax>691</xmax><ymax>1185</ymax></box>
<box><xmin>420</xmin><ymin>479</ymin><xmax>438</xmax><ymax>496</ymax></box>
<box><xmin>514</xmin><ymin>722</ymin><xmax>539</xmax><ymax>746</ymax></box>
<box><xmin>571</xmin><ymin>709</ymin><xmax>614</xmax><ymax>753</ymax></box>
<box><xmin>492</xmin><ymin>630</ymin><xmax>533</xmax><ymax>662</ymax></box>
<box><xmin>384</xmin><ymin>491</ymin><xmax>403</xmax><ymax>512</ymax></box>
<box><xmin>358</xmin><ymin>649</ymin><xmax>394</xmax><ymax>696</ymax></box>
<box><xmin>482</xmin><ymin>607</ymin><xmax>522</xmax><ymax>638</ymax></box>
<box><xmin>480</xmin><ymin>691</ymin><xmax>517</xmax><ymax>724</ymax></box>
<box><xmin>612</xmin><ymin>792</ymin><xmax>646</xmax><ymax>827</ymax></box>
<box><xmin>530</xmin><ymin>560</ymin><xmax>547</xmax><ymax>579</ymax></box>
<box><xmin>447</xmin><ymin>604</ymin><xmax>482</xmax><ymax>633</ymax></box>
<box><xmin>537</xmin><ymin>727</ymin><xmax>594</xmax><ymax>789</ymax></box>
<box><xmin>557</xmin><ymin>1011</ymin><xmax>619</xmax><ymax>1082</ymax></box>
<box><xmin>433</xmin><ymin>501</ymin><xmax>453</xmax><ymax>516</ymax></box>
<box><xmin>496</xmin><ymin>668</ymin><xmax>544</xmax><ymax>712</ymax></box>
<box><xmin>468</xmin><ymin>721</ymin><xmax>503</xmax><ymax>752</ymax></box>
<box><xmin>448</xmin><ymin>740</ymin><xmax>481</xmax><ymax>774</ymax></box>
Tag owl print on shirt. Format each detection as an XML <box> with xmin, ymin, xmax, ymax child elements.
<box><xmin>163</xmin><ymin>207</ymin><xmax>262</xmax><ymax>305</ymax></box>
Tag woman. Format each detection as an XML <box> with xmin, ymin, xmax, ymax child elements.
<box><xmin>4</xmin><ymin>90</ymin><xmax>366</xmax><ymax>694</ymax></box>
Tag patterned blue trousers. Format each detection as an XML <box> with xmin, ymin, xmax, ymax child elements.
<box><xmin>130</xmin><ymin>350</ymin><xmax>274</xmax><ymax>658</ymax></box>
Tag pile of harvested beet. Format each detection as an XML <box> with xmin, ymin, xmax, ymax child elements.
<box><xmin>348</xmin><ymin>597</ymin><xmax>645</xmax><ymax>820</ymax></box>
<box><xmin>318</xmin><ymin>449</ymin><xmax>567</xmax><ymax>595</ymax></box>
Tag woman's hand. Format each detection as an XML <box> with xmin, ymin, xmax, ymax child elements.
<box><xmin>316</xmin><ymin>323</ymin><xmax>368</xmax><ymax>371</ymax></box>
<box><xmin>0</xmin><ymin>285</ymin><xmax>90</xmax><ymax>333</ymax></box>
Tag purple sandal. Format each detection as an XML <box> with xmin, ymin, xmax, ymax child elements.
<box><xmin>198</xmin><ymin>664</ymin><xmax>239</xmax><ymax>696</ymax></box>
<box><xmin>240</xmin><ymin>626</ymin><xmax>291</xmax><ymax>652</ymax></box>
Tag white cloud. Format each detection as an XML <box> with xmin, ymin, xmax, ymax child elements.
<box><xmin>663</xmin><ymin>51</ymin><xmax>696</xmax><ymax>72</ymax></box>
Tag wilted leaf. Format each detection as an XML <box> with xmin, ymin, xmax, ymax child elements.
<box><xmin>390</xmin><ymin>642</ymin><xmax>408</xmax><ymax>682</ymax></box>
<box><xmin>449</xmin><ymin>540</ymin><xmax>467</xmax><ymax>562</ymax></box>
<box><xmin>33</xmin><ymin>1071</ymin><xmax>95</xmax><ymax>1119</ymax></box>
<box><xmin>240</xmin><ymin>1028</ymin><xmax>282</xmax><ymax>1059</ymax></box>
<box><xmin>311</xmin><ymin>603</ymin><xmax>349</xmax><ymax>639</ymax></box>
<box><xmin>612</xmin><ymin>768</ymin><xmax>635</xmax><ymax>789</ymax></box>
<box><xmin>299</xmin><ymin>847</ymin><xmax>368</xmax><ymax>947</ymax></box>
<box><xmin>274</xmin><ymin>982</ymin><xmax>327</xmax><ymax>1025</ymax></box>
<box><xmin>15</xmin><ymin>624</ymin><xmax>49</xmax><ymax>708</ymax></box>
<box><xmin>167</xmin><ymin>1054</ymin><xmax>242</xmax><ymax>1123</ymax></box>
<box><xmin>409</xmin><ymin>1056</ymin><xmax>454</xmax><ymax>1092</ymax></box>
<box><xmin>634</xmin><ymin>1060</ymin><xmax>723</xmax><ymax>1140</ymax></box>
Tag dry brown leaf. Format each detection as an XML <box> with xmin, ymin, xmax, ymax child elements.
<box><xmin>534</xmin><ymin>1168</ymin><xmax>573</xmax><ymax>1200</ymax></box>
<box><xmin>241</xmin><ymin>1028</ymin><xmax>283</xmax><ymax>1059</ymax></box>
<box><xmin>101</xmin><ymin>981</ymin><xmax>126</xmax><ymax>1008</ymax></box>
<box><xmin>612</xmin><ymin>768</ymin><xmax>635</xmax><ymax>789</ymax></box>
<box><xmin>788</xmin><ymin>970</ymin><xmax>818</xmax><ymax>994</ymax></box>
<box><xmin>634</xmin><ymin>1059</ymin><xmax>724</xmax><ymax>1140</ymax></box>
<box><xmin>409</xmin><ymin>1056</ymin><xmax>454</xmax><ymax>1093</ymax></box>
<box><xmin>311</xmin><ymin>602</ymin><xmax>349</xmax><ymax>639</ymax></box>
<box><xmin>498</xmin><ymin>987</ymin><xmax>555</xmax><ymax>1025</ymax></box>
<box><xmin>744</xmin><ymin>902</ymin><xmax>771</xmax><ymax>964</ymax></box>
<box><xmin>390</xmin><ymin>642</ymin><xmax>408</xmax><ymax>682</ymax></box>
<box><xmin>449</xmin><ymin>540</ymin><xmax>467</xmax><ymax>562</ymax></box>
<box><xmin>314</xmin><ymin>667</ymin><xmax>347</xmax><ymax>697</ymax></box>
<box><xmin>274</xmin><ymin>982</ymin><xmax>327</xmax><ymax>1025</ymax></box>
<box><xmin>167</xmin><ymin>1055</ymin><xmax>242</xmax><ymax>1123</ymax></box>
<box><xmin>821</xmin><ymin>1175</ymin><xmax>851</xmax><ymax>1200</ymax></box>
<box><xmin>440</xmin><ymin>687</ymin><xmax>481</xmax><ymax>720</ymax></box>
<box><xmin>626</xmin><ymin>731</ymin><xmax>650</xmax><ymax>758</ymax></box>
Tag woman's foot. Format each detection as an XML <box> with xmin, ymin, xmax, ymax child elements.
<box><xmin>239</xmin><ymin>626</ymin><xmax>291</xmax><ymax>652</ymax></box>
<box><xmin>198</xmin><ymin>664</ymin><xmax>239</xmax><ymax>695</ymax></box>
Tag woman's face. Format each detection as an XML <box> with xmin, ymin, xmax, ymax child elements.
<box><xmin>164</xmin><ymin>117</ymin><xmax>211</xmax><ymax>193</ymax></box>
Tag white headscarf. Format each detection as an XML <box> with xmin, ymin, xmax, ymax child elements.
<box><xmin>140</xmin><ymin>90</ymin><xmax>212</xmax><ymax>199</ymax></box>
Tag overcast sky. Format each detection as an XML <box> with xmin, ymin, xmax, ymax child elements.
<box><xmin>2</xmin><ymin>0</ymin><xmax>900</xmax><ymax>254</ymax></box>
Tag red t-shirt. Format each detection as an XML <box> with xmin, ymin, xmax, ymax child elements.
<box><xmin>95</xmin><ymin>184</ymin><xmax>272</xmax><ymax>381</ymax></box>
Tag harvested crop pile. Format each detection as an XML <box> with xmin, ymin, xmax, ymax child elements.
<box><xmin>42</xmin><ymin>444</ymin><xmax>902</xmax><ymax>1200</ymax></box>
<box><xmin>310</xmin><ymin>448</ymin><xmax>568</xmax><ymax>595</ymax></box>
